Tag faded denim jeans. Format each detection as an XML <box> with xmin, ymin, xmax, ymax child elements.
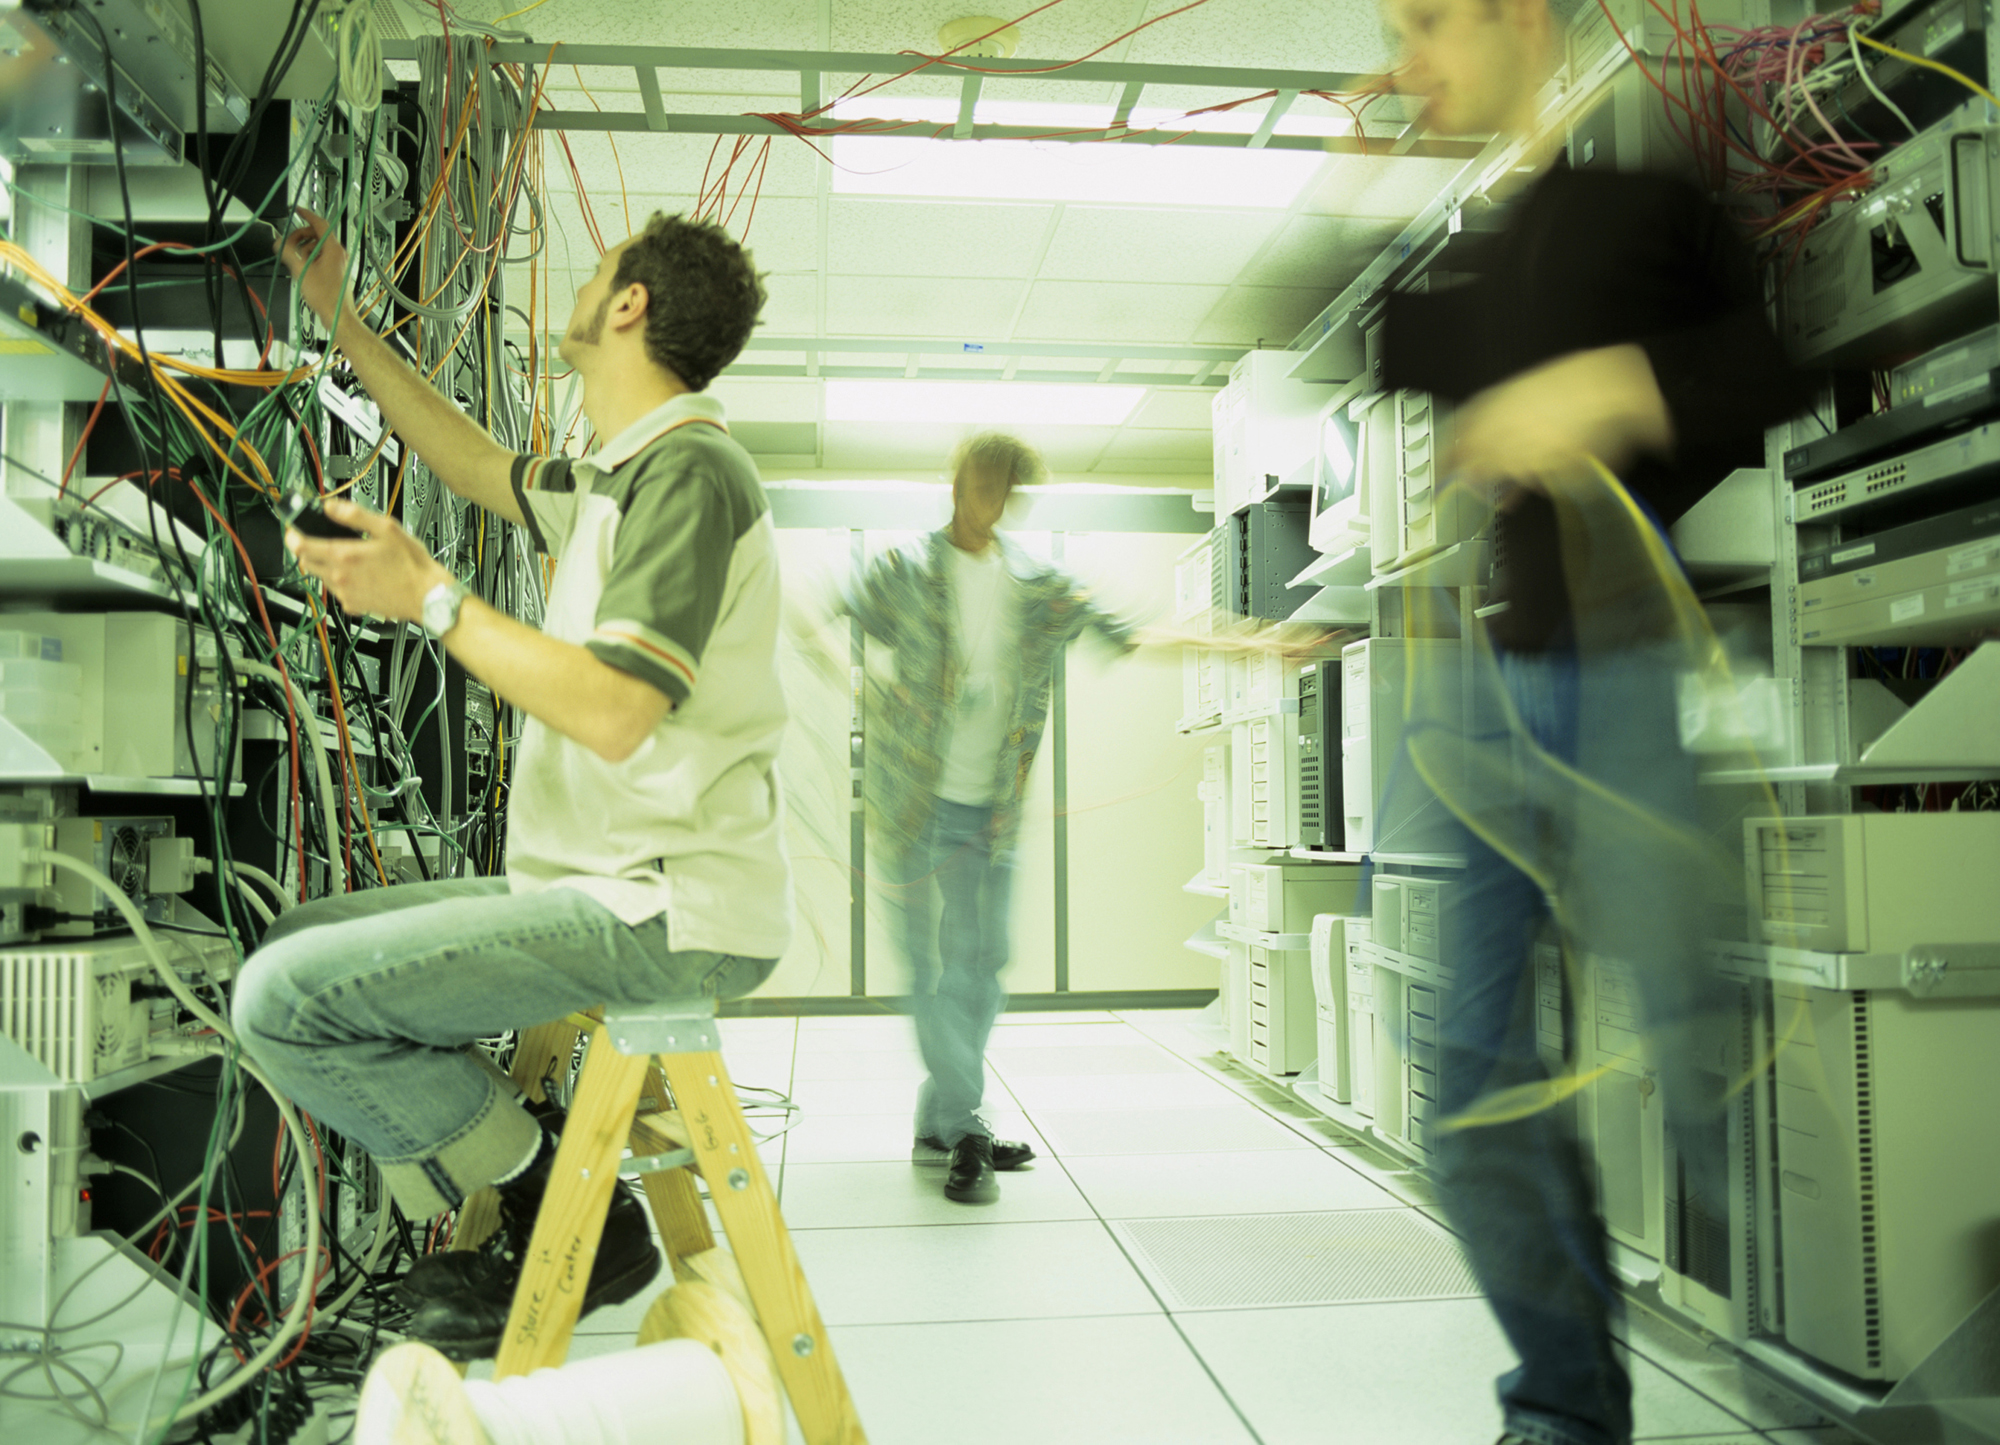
<box><xmin>1430</xmin><ymin>642</ymin><xmax>1728</xmax><ymax>1445</ymax></box>
<box><xmin>893</xmin><ymin>798</ymin><xmax>1015</xmax><ymax>1147</ymax></box>
<box><xmin>233</xmin><ymin>878</ymin><xmax>776</xmax><ymax>1218</ymax></box>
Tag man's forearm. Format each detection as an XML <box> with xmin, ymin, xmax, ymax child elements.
<box><xmin>439</xmin><ymin>597</ymin><xmax>671</xmax><ymax>763</ymax></box>
<box><xmin>328</xmin><ymin>309</ymin><xmax>524</xmax><ymax>525</ymax></box>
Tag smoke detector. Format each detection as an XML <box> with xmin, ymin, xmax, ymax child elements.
<box><xmin>938</xmin><ymin>16</ymin><xmax>1020</xmax><ymax>58</ymax></box>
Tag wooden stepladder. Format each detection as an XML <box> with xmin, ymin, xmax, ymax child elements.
<box><xmin>463</xmin><ymin>999</ymin><xmax>866</xmax><ymax>1444</ymax></box>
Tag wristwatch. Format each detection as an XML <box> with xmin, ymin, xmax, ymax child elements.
<box><xmin>420</xmin><ymin>579</ymin><xmax>470</xmax><ymax>639</ymax></box>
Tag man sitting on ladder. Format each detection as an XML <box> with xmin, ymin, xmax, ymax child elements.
<box><xmin>235</xmin><ymin>206</ymin><xmax>792</xmax><ymax>1360</ymax></box>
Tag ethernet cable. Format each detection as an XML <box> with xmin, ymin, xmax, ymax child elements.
<box><xmin>235</xmin><ymin>658</ymin><xmax>346</xmax><ymax>895</ymax></box>
<box><xmin>17</xmin><ymin>852</ymin><xmax>324</xmax><ymax>1436</ymax></box>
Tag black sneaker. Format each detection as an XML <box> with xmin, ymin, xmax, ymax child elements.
<box><xmin>943</xmin><ymin>1134</ymin><xmax>999</xmax><ymax>1204</ymax></box>
<box><xmin>401</xmin><ymin>1145</ymin><xmax>662</xmax><ymax>1359</ymax></box>
<box><xmin>914</xmin><ymin>1133</ymin><xmax>1035</xmax><ymax>1170</ymax></box>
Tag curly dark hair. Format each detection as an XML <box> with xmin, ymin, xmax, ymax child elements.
<box><xmin>610</xmin><ymin>212</ymin><xmax>767</xmax><ymax>391</ymax></box>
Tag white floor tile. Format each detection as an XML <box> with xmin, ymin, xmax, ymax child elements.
<box><xmin>716</xmin><ymin>1052</ymin><xmax>799</xmax><ymax>1090</ymax></box>
<box><xmin>792</xmin><ymin>1020</ymin><xmax>919</xmax><ymax>1050</ymax></box>
<box><xmin>777</xmin><ymin>1158</ymin><xmax>1094</xmax><ymax>1228</ymax></box>
<box><xmin>783</xmin><ymin>1075</ymin><xmax>926</xmax><ymax>1115</ymax></box>
<box><xmin>1180</xmin><ymin>1297</ymin><xmax>1749</xmax><ymax>1445</ymax></box>
<box><xmin>789</xmin><ymin>1219</ymin><xmax>1161</xmax><ymax>1325</ymax></box>
<box><xmin>1116</xmin><ymin>1007</ymin><xmax>1227</xmax><ymax>1054</ymax></box>
<box><xmin>824</xmin><ymin>1314</ymin><xmax>1256</xmax><ymax>1445</ymax></box>
<box><xmin>781</xmin><ymin>1107</ymin><xmax>1046</xmax><ymax>1165</ymax></box>
<box><xmin>1029</xmin><ymin>1103</ymin><xmax>1319</xmax><ymax>1156</ymax></box>
<box><xmin>993</xmin><ymin>1009</ymin><xmax>1118</xmax><ymax>1024</ymax></box>
<box><xmin>987</xmin><ymin>1041</ymin><xmax>1195</xmax><ymax>1076</ymax></box>
<box><xmin>798</xmin><ymin>1012</ymin><xmax>913</xmax><ymax>1036</ymax></box>
<box><xmin>980</xmin><ymin>1021</ymin><xmax>1144</xmax><ymax>1047</ymax></box>
<box><xmin>1000</xmin><ymin>1069</ymin><xmax>1248</xmax><ymax>1112</ymax></box>
<box><xmin>789</xmin><ymin>1047</ymin><xmax>929</xmax><ymax>1083</ymax></box>
<box><xmin>1063</xmin><ymin>1148</ymin><xmax>1402</xmax><ymax>1218</ymax></box>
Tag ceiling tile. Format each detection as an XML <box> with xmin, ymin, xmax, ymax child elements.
<box><xmin>504</xmin><ymin>0</ymin><xmax>821</xmax><ymax>50</ymax></box>
<box><xmin>1121</xmin><ymin>0</ymin><xmax>1395</xmax><ymax>74</ymax></box>
<box><xmin>1193</xmin><ymin>288</ymin><xmax>1338</xmax><ymax>347</ymax></box>
<box><xmin>1303</xmin><ymin>155</ymin><xmax>1473</xmax><ymax>220</ymax></box>
<box><xmin>824</xmin><ymin>275</ymin><xmax>1026</xmax><ymax>338</ymax></box>
<box><xmin>830</xmin><ymin>1</ymin><xmax>1138</xmax><ymax>63</ymax></box>
<box><xmin>1129</xmin><ymin>389</ymin><xmax>1218</xmax><ymax>430</ymax></box>
<box><xmin>1104</xmin><ymin>424</ymin><xmax>1208</xmax><ymax>458</ymax></box>
<box><xmin>827</xmin><ymin>199</ymin><xmax>1055</xmax><ymax>278</ymax></box>
<box><xmin>1245</xmin><ymin>213</ymin><xmax>1407</xmax><ymax>291</ymax></box>
<box><xmin>1092</xmin><ymin>453</ymin><xmax>1214</xmax><ymax>475</ymax></box>
<box><xmin>761</xmin><ymin>273</ymin><xmax>819</xmax><ymax>333</ymax></box>
<box><xmin>537</xmin><ymin>191</ymin><xmax>817</xmax><ymax>275</ymax></box>
<box><xmin>707</xmin><ymin>378</ymin><xmax>822</xmax><ymax>423</ymax></box>
<box><xmin>1037</xmin><ymin>207</ymin><xmax>1282</xmax><ymax>286</ymax></box>
<box><xmin>1099</xmin><ymin>428</ymin><xmax>1214</xmax><ymax>466</ymax></box>
<box><xmin>1013</xmin><ymin>280</ymin><xmax>1226</xmax><ymax>344</ymax></box>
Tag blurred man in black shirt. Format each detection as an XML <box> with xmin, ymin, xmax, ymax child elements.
<box><xmin>1377</xmin><ymin>2</ymin><xmax>1810</xmax><ymax>1443</ymax></box>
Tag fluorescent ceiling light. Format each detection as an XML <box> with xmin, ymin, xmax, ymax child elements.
<box><xmin>830</xmin><ymin>133</ymin><xmax>1321</xmax><ymax>207</ymax></box>
<box><xmin>825</xmin><ymin>379</ymin><xmax>1145</xmax><ymax>426</ymax></box>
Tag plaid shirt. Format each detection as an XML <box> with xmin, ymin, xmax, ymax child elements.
<box><xmin>843</xmin><ymin>529</ymin><xmax>1136</xmax><ymax>859</ymax></box>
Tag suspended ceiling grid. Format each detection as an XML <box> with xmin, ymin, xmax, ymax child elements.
<box><xmin>386</xmin><ymin>0</ymin><xmax>1477</xmax><ymax>475</ymax></box>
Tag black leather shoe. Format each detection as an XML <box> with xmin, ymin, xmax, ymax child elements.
<box><xmin>397</xmin><ymin>1099</ymin><xmax>571</xmax><ymax>1306</ymax></box>
<box><xmin>914</xmin><ymin>1133</ymin><xmax>1034</xmax><ymax>1170</ymax></box>
<box><xmin>401</xmin><ymin>1146</ymin><xmax>662</xmax><ymax>1359</ymax></box>
<box><xmin>943</xmin><ymin>1134</ymin><xmax>998</xmax><ymax>1204</ymax></box>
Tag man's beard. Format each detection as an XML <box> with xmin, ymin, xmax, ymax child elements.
<box><xmin>568</xmin><ymin>292</ymin><xmax>612</xmax><ymax>347</ymax></box>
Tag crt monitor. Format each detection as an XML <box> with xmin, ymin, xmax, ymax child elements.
<box><xmin>1309</xmin><ymin>395</ymin><xmax>1367</xmax><ymax>553</ymax></box>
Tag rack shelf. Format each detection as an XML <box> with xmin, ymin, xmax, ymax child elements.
<box><xmin>1289</xmin><ymin>847</ymin><xmax>1366</xmax><ymax>863</ymax></box>
<box><xmin>1700</xmin><ymin>762</ymin><xmax>2000</xmax><ymax>786</ymax></box>
<box><xmin>0</xmin><ymin>556</ymin><xmax>180</xmax><ymax>604</ymax></box>
<box><xmin>1365</xmin><ymin>539</ymin><xmax>1489</xmax><ymax>592</ymax></box>
<box><xmin>1287</xmin><ymin>543</ymin><xmax>1371</xmax><ymax>591</ymax></box>
<box><xmin>1215</xmin><ymin>921</ymin><xmax>1312</xmax><ymax>951</ymax></box>
<box><xmin>1287</xmin><ymin>585</ymin><xmax>1369</xmax><ymax>626</ymax></box>
<box><xmin>0</xmin><ymin>774</ymin><xmax>251</xmax><ymax>797</ymax></box>
<box><xmin>1182</xmin><ymin>871</ymin><xmax>1229</xmax><ymax>899</ymax></box>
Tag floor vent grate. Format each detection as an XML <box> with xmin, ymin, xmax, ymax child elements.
<box><xmin>1112</xmin><ymin>1209</ymin><xmax>1480</xmax><ymax>1311</ymax></box>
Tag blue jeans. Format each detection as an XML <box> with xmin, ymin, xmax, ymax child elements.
<box><xmin>1429</xmin><ymin>643</ymin><xmax>1726</xmax><ymax>1445</ymax></box>
<box><xmin>893</xmin><ymin>798</ymin><xmax>1014</xmax><ymax>1146</ymax></box>
<box><xmin>233</xmin><ymin>878</ymin><xmax>777</xmax><ymax>1219</ymax></box>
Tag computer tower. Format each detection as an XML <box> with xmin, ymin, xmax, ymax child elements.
<box><xmin>1296</xmin><ymin>659</ymin><xmax>1346</xmax><ymax>849</ymax></box>
<box><xmin>1772</xmin><ymin>984</ymin><xmax>2000</xmax><ymax>1380</ymax></box>
<box><xmin>1214</xmin><ymin>497</ymin><xmax>1318</xmax><ymax>621</ymax></box>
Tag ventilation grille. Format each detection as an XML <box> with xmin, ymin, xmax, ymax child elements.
<box><xmin>1738</xmin><ymin>985</ymin><xmax>1761</xmax><ymax>1326</ymax></box>
<box><xmin>1298</xmin><ymin>669</ymin><xmax>1323</xmax><ymax>841</ymax></box>
<box><xmin>0</xmin><ymin>949</ymin><xmax>91</xmax><ymax>1081</ymax></box>
<box><xmin>1112</xmin><ymin>1209</ymin><xmax>1480</xmax><ymax>1311</ymax></box>
<box><xmin>1852</xmin><ymin>990</ymin><xmax>1882</xmax><ymax>1373</ymax></box>
<box><xmin>1299</xmin><ymin>751</ymin><xmax>1324</xmax><ymax>838</ymax></box>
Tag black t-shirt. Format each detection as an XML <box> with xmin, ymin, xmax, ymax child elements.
<box><xmin>1383</xmin><ymin>165</ymin><xmax>1814</xmax><ymax>648</ymax></box>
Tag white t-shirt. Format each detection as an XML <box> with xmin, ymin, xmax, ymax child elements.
<box><xmin>935</xmin><ymin>542</ymin><xmax>1017</xmax><ymax>806</ymax></box>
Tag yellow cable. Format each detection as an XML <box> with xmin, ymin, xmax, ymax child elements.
<box><xmin>1855</xmin><ymin>32</ymin><xmax>2000</xmax><ymax>108</ymax></box>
